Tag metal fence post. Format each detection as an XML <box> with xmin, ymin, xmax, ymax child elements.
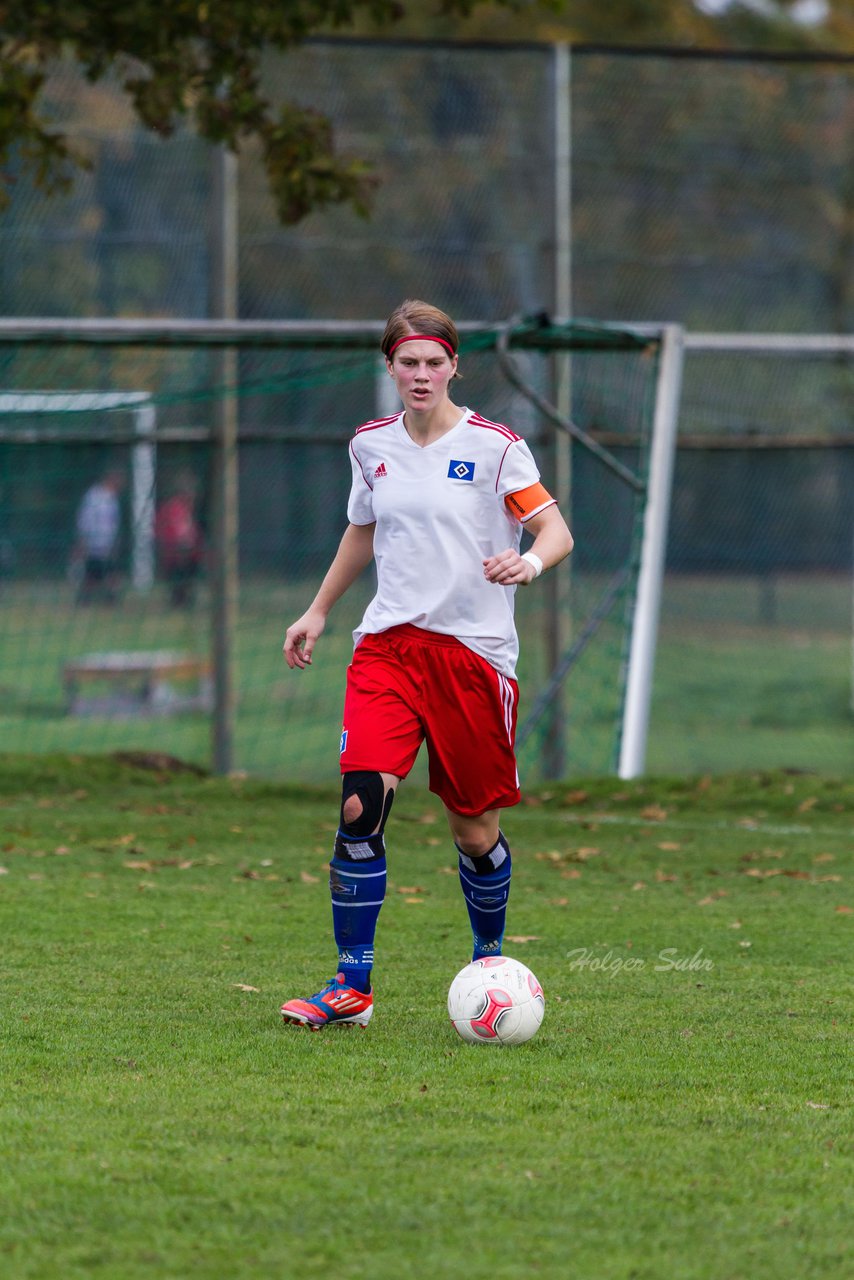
<box><xmin>544</xmin><ymin>40</ymin><xmax>573</xmax><ymax>779</ymax></box>
<box><xmin>210</xmin><ymin>147</ymin><xmax>239</xmax><ymax>775</ymax></box>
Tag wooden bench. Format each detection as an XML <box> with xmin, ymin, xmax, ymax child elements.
<box><xmin>63</xmin><ymin>650</ymin><xmax>213</xmax><ymax>716</ymax></box>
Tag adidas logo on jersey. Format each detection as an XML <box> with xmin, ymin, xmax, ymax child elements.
<box><xmin>373</xmin><ymin>461</ymin><xmax>388</xmax><ymax>479</ymax></box>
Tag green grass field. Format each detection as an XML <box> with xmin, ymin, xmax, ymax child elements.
<box><xmin>1</xmin><ymin>755</ymin><xmax>851</xmax><ymax>1279</ymax></box>
<box><xmin>0</xmin><ymin>572</ymin><xmax>850</xmax><ymax>779</ymax></box>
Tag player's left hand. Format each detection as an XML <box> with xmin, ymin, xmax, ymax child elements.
<box><xmin>483</xmin><ymin>548</ymin><xmax>537</xmax><ymax>586</ymax></box>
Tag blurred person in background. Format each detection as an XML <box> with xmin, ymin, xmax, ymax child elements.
<box><xmin>73</xmin><ymin>466</ymin><xmax>125</xmax><ymax>605</ymax></box>
<box><xmin>154</xmin><ymin>471</ymin><xmax>205</xmax><ymax>608</ymax></box>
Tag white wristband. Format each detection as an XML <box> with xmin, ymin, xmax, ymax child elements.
<box><xmin>521</xmin><ymin>551</ymin><xmax>543</xmax><ymax>580</ymax></box>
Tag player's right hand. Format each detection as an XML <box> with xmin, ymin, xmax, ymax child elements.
<box><xmin>283</xmin><ymin>611</ymin><xmax>326</xmax><ymax>670</ymax></box>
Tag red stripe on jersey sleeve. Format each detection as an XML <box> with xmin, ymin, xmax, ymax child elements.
<box><xmin>349</xmin><ymin>439</ymin><xmax>374</xmax><ymax>490</ymax></box>
<box><xmin>354</xmin><ymin>414</ymin><xmax>399</xmax><ymax>435</ymax></box>
<box><xmin>470</xmin><ymin>412</ymin><xmax>521</xmax><ymax>443</ymax></box>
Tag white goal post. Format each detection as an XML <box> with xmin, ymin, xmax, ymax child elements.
<box><xmin>0</xmin><ymin>391</ymin><xmax>157</xmax><ymax>591</ymax></box>
<box><xmin>617</xmin><ymin>325</ymin><xmax>684</xmax><ymax>780</ymax></box>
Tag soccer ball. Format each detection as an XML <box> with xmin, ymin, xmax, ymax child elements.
<box><xmin>447</xmin><ymin>956</ymin><xmax>545</xmax><ymax>1045</ymax></box>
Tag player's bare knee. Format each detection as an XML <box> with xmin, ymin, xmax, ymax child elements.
<box><xmin>340</xmin><ymin>771</ymin><xmax>396</xmax><ymax>839</ymax></box>
<box><xmin>342</xmin><ymin>793</ymin><xmax>364</xmax><ymax>826</ymax></box>
<box><xmin>447</xmin><ymin>806</ymin><xmax>500</xmax><ymax>854</ymax></box>
<box><xmin>456</xmin><ymin>835</ymin><xmax>495</xmax><ymax>858</ymax></box>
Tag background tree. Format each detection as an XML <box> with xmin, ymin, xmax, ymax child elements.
<box><xmin>0</xmin><ymin>0</ymin><xmax>571</xmax><ymax>225</ymax></box>
<box><xmin>2</xmin><ymin>1</ymin><xmax>851</xmax><ymax>228</ymax></box>
<box><xmin>373</xmin><ymin>0</ymin><xmax>853</xmax><ymax>51</ymax></box>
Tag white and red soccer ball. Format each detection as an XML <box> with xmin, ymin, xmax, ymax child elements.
<box><xmin>447</xmin><ymin>956</ymin><xmax>545</xmax><ymax>1045</ymax></box>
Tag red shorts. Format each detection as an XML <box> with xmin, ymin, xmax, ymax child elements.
<box><xmin>340</xmin><ymin>624</ymin><xmax>521</xmax><ymax>817</ymax></box>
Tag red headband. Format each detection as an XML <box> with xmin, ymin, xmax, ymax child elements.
<box><xmin>387</xmin><ymin>333</ymin><xmax>457</xmax><ymax>358</ymax></box>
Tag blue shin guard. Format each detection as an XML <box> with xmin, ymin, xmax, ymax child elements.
<box><xmin>457</xmin><ymin>832</ymin><xmax>512</xmax><ymax>960</ymax></box>
<box><xmin>329</xmin><ymin>832</ymin><xmax>386</xmax><ymax>992</ymax></box>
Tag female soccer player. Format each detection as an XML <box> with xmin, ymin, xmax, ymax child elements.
<box><xmin>280</xmin><ymin>299</ymin><xmax>573</xmax><ymax>1028</ymax></box>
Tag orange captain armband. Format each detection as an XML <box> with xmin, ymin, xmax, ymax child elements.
<box><xmin>504</xmin><ymin>482</ymin><xmax>556</xmax><ymax>524</ymax></box>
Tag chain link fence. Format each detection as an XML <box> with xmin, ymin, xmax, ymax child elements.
<box><xmin>0</xmin><ymin>322</ymin><xmax>668</xmax><ymax>781</ymax></box>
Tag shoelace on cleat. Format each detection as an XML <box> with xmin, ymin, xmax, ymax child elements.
<box><xmin>312</xmin><ymin>977</ymin><xmax>342</xmax><ymax>1002</ymax></box>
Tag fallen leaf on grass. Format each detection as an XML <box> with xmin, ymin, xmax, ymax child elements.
<box><xmin>797</xmin><ymin>797</ymin><xmax>818</xmax><ymax>813</ymax></box>
<box><xmin>506</xmin><ymin>935</ymin><xmax>541</xmax><ymax>943</ymax></box>
<box><xmin>397</xmin><ymin>885</ymin><xmax>426</xmax><ymax>895</ymax></box>
<box><xmin>813</xmin><ymin>853</ymin><xmax>835</xmax><ymax>865</ymax></box>
<box><xmin>655</xmin><ymin>869</ymin><xmax>677</xmax><ymax>882</ymax></box>
<box><xmin>640</xmin><ymin>804</ymin><xmax>667</xmax><ymax>821</ymax></box>
<box><xmin>404</xmin><ymin>898</ymin><xmax>425</xmax><ymax>905</ymax></box>
<box><xmin>299</xmin><ymin>871</ymin><xmax>319</xmax><ymax>884</ymax></box>
<box><xmin>124</xmin><ymin>860</ymin><xmax>155</xmax><ymax>872</ymax></box>
<box><xmin>561</xmin><ymin>868</ymin><xmax>582</xmax><ymax>880</ymax></box>
<box><xmin>835</xmin><ymin>905</ymin><xmax>852</xmax><ymax>915</ymax></box>
<box><xmin>632</xmin><ymin>881</ymin><xmax>647</xmax><ymax>891</ymax></box>
<box><xmin>806</xmin><ymin>1101</ymin><xmax>829</xmax><ymax>1110</ymax></box>
<box><xmin>657</xmin><ymin>842</ymin><xmax>681</xmax><ymax>852</ymax></box>
<box><xmin>563</xmin><ymin>790</ymin><xmax>589</xmax><ymax>806</ymax></box>
<box><xmin>232</xmin><ymin>983</ymin><xmax>260</xmax><ymax>993</ymax></box>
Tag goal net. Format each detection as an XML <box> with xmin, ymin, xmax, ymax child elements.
<box><xmin>0</xmin><ymin>318</ymin><xmax>681</xmax><ymax>780</ymax></box>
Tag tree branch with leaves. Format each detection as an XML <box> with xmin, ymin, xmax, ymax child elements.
<box><xmin>0</xmin><ymin>0</ymin><xmax>562</xmax><ymax>223</ymax></box>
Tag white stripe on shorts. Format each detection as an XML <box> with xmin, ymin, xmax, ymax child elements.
<box><xmin>496</xmin><ymin>672</ymin><xmax>515</xmax><ymax>744</ymax></box>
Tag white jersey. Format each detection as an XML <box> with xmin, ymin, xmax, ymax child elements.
<box><xmin>76</xmin><ymin>483</ymin><xmax>120</xmax><ymax>558</ymax></box>
<box><xmin>347</xmin><ymin>408</ymin><xmax>554</xmax><ymax>679</ymax></box>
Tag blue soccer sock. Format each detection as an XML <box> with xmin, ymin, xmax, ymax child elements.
<box><xmin>457</xmin><ymin>832</ymin><xmax>512</xmax><ymax>961</ymax></box>
<box><xmin>329</xmin><ymin>833</ymin><xmax>387</xmax><ymax>993</ymax></box>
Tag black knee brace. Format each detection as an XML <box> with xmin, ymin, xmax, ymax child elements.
<box><xmin>339</xmin><ymin>771</ymin><xmax>396</xmax><ymax>839</ymax></box>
